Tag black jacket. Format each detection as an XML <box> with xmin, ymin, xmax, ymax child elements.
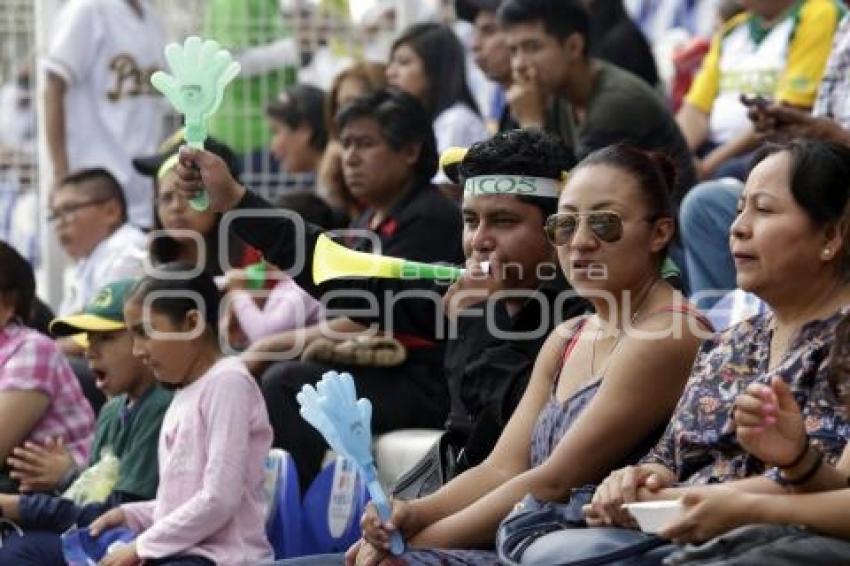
<box><xmin>232</xmin><ymin>188</ymin><xmax>589</xmax><ymax>464</ymax></box>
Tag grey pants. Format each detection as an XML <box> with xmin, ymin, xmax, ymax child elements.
<box><xmin>665</xmin><ymin>524</ymin><xmax>850</xmax><ymax>565</ymax></box>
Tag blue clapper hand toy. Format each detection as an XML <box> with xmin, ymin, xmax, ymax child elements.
<box><xmin>150</xmin><ymin>36</ymin><xmax>240</xmax><ymax>211</ymax></box>
<box><xmin>297</xmin><ymin>371</ymin><xmax>406</xmax><ymax>555</ymax></box>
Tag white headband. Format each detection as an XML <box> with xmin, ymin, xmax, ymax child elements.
<box><xmin>463</xmin><ymin>175</ymin><xmax>561</xmax><ymax>199</ymax></box>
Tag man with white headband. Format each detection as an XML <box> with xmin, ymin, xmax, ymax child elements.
<box><xmin>171</xmin><ymin>128</ymin><xmax>589</xmax><ymax>490</ymax></box>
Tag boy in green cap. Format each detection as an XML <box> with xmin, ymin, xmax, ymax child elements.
<box><xmin>0</xmin><ymin>279</ymin><xmax>171</xmax><ymax>564</ymax></box>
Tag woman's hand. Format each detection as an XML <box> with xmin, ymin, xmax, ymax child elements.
<box><xmin>174</xmin><ymin>147</ymin><xmax>245</xmax><ymax>212</ymax></box>
<box><xmin>98</xmin><ymin>542</ymin><xmax>140</xmax><ymax>566</ymax></box>
<box><xmin>7</xmin><ymin>437</ymin><xmax>74</xmax><ymax>492</ymax></box>
<box><xmin>585</xmin><ymin>465</ymin><xmax>674</xmax><ymax>527</ymax></box>
<box><xmin>733</xmin><ymin>375</ymin><xmax>807</xmax><ymax>467</ymax></box>
<box><xmin>360</xmin><ymin>499</ymin><xmax>417</xmax><ymax>552</ymax></box>
<box><xmin>345</xmin><ymin>538</ymin><xmax>393</xmax><ymax>566</ymax></box>
<box><xmin>658</xmin><ymin>488</ymin><xmax>757</xmax><ymax>544</ymax></box>
<box><xmin>88</xmin><ymin>507</ymin><xmax>127</xmax><ymax>537</ymax></box>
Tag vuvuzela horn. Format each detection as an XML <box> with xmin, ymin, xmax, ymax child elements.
<box><xmin>312</xmin><ymin>233</ymin><xmax>465</xmax><ymax>284</ymax></box>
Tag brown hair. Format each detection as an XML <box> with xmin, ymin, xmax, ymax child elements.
<box><xmin>573</xmin><ymin>143</ymin><xmax>677</xmax><ymax>259</ymax></box>
<box><xmin>325</xmin><ymin>61</ymin><xmax>387</xmax><ymax>137</ymax></box>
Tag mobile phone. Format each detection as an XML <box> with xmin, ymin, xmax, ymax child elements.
<box><xmin>740</xmin><ymin>93</ymin><xmax>773</xmax><ymax>109</ymax></box>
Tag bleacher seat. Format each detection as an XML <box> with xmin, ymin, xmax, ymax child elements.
<box><xmin>264</xmin><ymin>449</ymin><xmax>304</xmax><ymax>559</ymax></box>
<box><xmin>374</xmin><ymin>429</ymin><xmax>444</xmax><ymax>488</ymax></box>
<box><xmin>300</xmin><ymin>455</ymin><xmax>369</xmax><ymax>555</ymax></box>
<box><xmin>265</xmin><ymin>430</ymin><xmax>442</xmax><ymax>559</ymax></box>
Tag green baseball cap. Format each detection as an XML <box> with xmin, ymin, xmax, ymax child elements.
<box><xmin>50</xmin><ymin>279</ymin><xmax>137</xmax><ymax>338</ymax></box>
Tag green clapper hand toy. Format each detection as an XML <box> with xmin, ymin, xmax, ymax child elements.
<box><xmin>151</xmin><ymin>36</ymin><xmax>240</xmax><ymax>211</ymax></box>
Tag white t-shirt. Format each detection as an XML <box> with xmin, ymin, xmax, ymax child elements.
<box><xmin>432</xmin><ymin>102</ymin><xmax>489</xmax><ymax>184</ymax></box>
<box><xmin>708</xmin><ymin>17</ymin><xmax>796</xmax><ymax>145</ymax></box>
<box><xmin>42</xmin><ymin>0</ymin><xmax>167</xmax><ymax>229</ymax></box>
<box><xmin>60</xmin><ymin>222</ymin><xmax>147</xmax><ymax>315</ymax></box>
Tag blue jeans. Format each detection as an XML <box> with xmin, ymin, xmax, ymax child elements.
<box><xmin>0</xmin><ymin>493</ymin><xmax>214</xmax><ymax>565</ymax></box>
<box><xmin>274</xmin><ymin>554</ymin><xmax>344</xmax><ymax>565</ymax></box>
<box><xmin>679</xmin><ymin>180</ymin><xmax>743</xmax><ymax>310</ymax></box>
<box><xmin>0</xmin><ymin>529</ymin><xmax>213</xmax><ymax>566</ymax></box>
<box><xmin>710</xmin><ymin>152</ymin><xmax>755</xmax><ymax>182</ymax></box>
<box><xmin>666</xmin><ymin>524</ymin><xmax>850</xmax><ymax>564</ymax></box>
<box><xmin>18</xmin><ymin>492</ymin><xmax>118</xmax><ymax>531</ymax></box>
<box><xmin>0</xmin><ymin>493</ymin><xmax>119</xmax><ymax>565</ymax></box>
<box><xmin>147</xmin><ymin>557</ymin><xmax>215</xmax><ymax>565</ymax></box>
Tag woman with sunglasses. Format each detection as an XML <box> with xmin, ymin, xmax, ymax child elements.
<box><xmin>580</xmin><ymin>139</ymin><xmax>850</xmax><ymax>564</ymax></box>
<box><xmin>347</xmin><ymin>144</ymin><xmax>710</xmax><ymax>565</ymax></box>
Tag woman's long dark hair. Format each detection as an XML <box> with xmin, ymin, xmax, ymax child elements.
<box><xmin>391</xmin><ymin>22</ymin><xmax>480</xmax><ymax>119</ymax></box>
<box><xmin>0</xmin><ymin>241</ymin><xmax>35</xmax><ymax>324</ymax></box>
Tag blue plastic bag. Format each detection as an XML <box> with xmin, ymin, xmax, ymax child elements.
<box><xmin>61</xmin><ymin>526</ymin><xmax>135</xmax><ymax>565</ymax></box>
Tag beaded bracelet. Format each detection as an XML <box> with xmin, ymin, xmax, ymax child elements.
<box><xmin>776</xmin><ymin>437</ymin><xmax>810</xmax><ymax>469</ymax></box>
<box><xmin>781</xmin><ymin>446</ymin><xmax>824</xmax><ymax>486</ymax></box>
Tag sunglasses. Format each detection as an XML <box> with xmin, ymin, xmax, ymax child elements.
<box><xmin>545</xmin><ymin>211</ymin><xmax>625</xmax><ymax>245</ymax></box>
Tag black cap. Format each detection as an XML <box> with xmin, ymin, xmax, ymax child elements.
<box><xmin>456</xmin><ymin>0</ymin><xmax>502</xmax><ymax>22</ymax></box>
<box><xmin>132</xmin><ymin>129</ymin><xmax>242</xmax><ymax>180</ymax></box>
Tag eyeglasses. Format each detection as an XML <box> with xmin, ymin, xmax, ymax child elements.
<box><xmin>47</xmin><ymin>198</ymin><xmax>111</xmax><ymax>224</ymax></box>
<box><xmin>545</xmin><ymin>211</ymin><xmax>625</xmax><ymax>245</ymax></box>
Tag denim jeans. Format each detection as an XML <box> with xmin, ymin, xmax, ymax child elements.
<box><xmin>274</xmin><ymin>554</ymin><xmax>344</xmax><ymax>565</ymax></box>
<box><xmin>0</xmin><ymin>492</ymin><xmax>139</xmax><ymax>565</ymax></box>
<box><xmin>18</xmin><ymin>492</ymin><xmax>118</xmax><ymax>532</ymax></box>
<box><xmin>0</xmin><ymin>493</ymin><xmax>119</xmax><ymax>565</ymax></box>
<box><xmin>147</xmin><ymin>557</ymin><xmax>215</xmax><ymax>565</ymax></box>
<box><xmin>665</xmin><ymin>524</ymin><xmax>850</xmax><ymax>565</ymax></box>
<box><xmin>678</xmin><ymin>180</ymin><xmax>743</xmax><ymax>310</ymax></box>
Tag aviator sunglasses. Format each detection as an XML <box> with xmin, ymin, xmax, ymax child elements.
<box><xmin>545</xmin><ymin>211</ymin><xmax>626</xmax><ymax>245</ymax></box>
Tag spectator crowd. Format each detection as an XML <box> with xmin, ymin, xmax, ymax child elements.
<box><xmin>5</xmin><ymin>0</ymin><xmax>850</xmax><ymax>564</ymax></box>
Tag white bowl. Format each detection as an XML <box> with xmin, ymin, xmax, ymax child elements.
<box><xmin>621</xmin><ymin>500</ymin><xmax>683</xmax><ymax>533</ymax></box>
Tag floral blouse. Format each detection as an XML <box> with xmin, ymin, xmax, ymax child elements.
<box><xmin>642</xmin><ymin>310</ymin><xmax>850</xmax><ymax>485</ymax></box>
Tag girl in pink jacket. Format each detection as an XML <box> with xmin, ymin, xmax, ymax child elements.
<box><xmin>90</xmin><ymin>263</ymin><xmax>273</xmax><ymax>566</ymax></box>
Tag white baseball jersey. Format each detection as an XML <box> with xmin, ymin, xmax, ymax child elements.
<box><xmin>42</xmin><ymin>0</ymin><xmax>167</xmax><ymax>229</ymax></box>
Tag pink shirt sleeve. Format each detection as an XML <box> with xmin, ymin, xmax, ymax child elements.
<box><xmin>0</xmin><ymin>329</ymin><xmax>94</xmax><ymax>466</ymax></box>
<box><xmin>132</xmin><ymin>371</ymin><xmax>260</xmax><ymax>558</ymax></box>
<box><xmin>231</xmin><ymin>279</ymin><xmax>323</xmax><ymax>343</ymax></box>
<box><xmin>0</xmin><ymin>333</ymin><xmax>59</xmax><ymax>396</ymax></box>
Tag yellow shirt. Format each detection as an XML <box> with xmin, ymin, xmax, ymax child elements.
<box><xmin>686</xmin><ymin>0</ymin><xmax>844</xmax><ymax>143</ymax></box>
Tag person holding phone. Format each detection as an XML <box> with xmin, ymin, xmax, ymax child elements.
<box><xmin>678</xmin><ymin>13</ymin><xmax>850</xmax><ymax>308</ymax></box>
<box><xmin>675</xmin><ymin>0</ymin><xmax>842</xmax><ymax>182</ymax></box>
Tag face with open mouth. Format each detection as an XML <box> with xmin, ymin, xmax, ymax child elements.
<box><xmin>85</xmin><ymin>330</ymin><xmax>151</xmax><ymax>399</ymax></box>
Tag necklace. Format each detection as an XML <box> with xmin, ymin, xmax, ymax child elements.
<box><xmin>590</xmin><ymin>278</ymin><xmax>661</xmax><ymax>380</ymax></box>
